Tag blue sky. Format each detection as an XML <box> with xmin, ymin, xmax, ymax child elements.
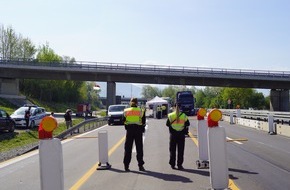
<box><xmin>1</xmin><ymin>0</ymin><xmax>289</xmax><ymax>70</ymax></box>
<box><xmin>1</xmin><ymin>0</ymin><xmax>289</xmax><ymax>96</ymax></box>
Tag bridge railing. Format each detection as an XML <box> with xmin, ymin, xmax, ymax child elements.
<box><xmin>1</xmin><ymin>57</ymin><xmax>290</xmax><ymax>78</ymax></box>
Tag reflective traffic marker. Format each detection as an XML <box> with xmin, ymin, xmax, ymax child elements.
<box><xmin>268</xmin><ymin>114</ymin><xmax>275</xmax><ymax>135</ymax></box>
<box><xmin>42</xmin><ymin>116</ymin><xmax>58</xmax><ymax>132</ymax></box>
<box><xmin>236</xmin><ymin>109</ymin><xmax>241</xmax><ymax>118</ymax></box>
<box><xmin>39</xmin><ymin>138</ymin><xmax>64</xmax><ymax>190</ymax></box>
<box><xmin>39</xmin><ymin>116</ymin><xmax>58</xmax><ymax>139</ymax></box>
<box><xmin>196</xmin><ymin>108</ymin><xmax>209</xmax><ymax>169</ymax></box>
<box><xmin>207</xmin><ymin>109</ymin><xmax>229</xmax><ymax>189</ymax></box>
<box><xmin>207</xmin><ymin>109</ymin><xmax>222</xmax><ymax>127</ymax></box>
<box><xmin>230</xmin><ymin>112</ymin><xmax>234</xmax><ymax>124</ymax></box>
<box><xmin>97</xmin><ymin>130</ymin><xmax>111</xmax><ymax>170</ymax></box>
<box><xmin>197</xmin><ymin>108</ymin><xmax>207</xmax><ymax>120</ymax></box>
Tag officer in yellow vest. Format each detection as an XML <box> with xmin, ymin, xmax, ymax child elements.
<box><xmin>161</xmin><ymin>105</ymin><xmax>167</xmax><ymax>117</ymax></box>
<box><xmin>157</xmin><ymin>105</ymin><xmax>162</xmax><ymax>119</ymax></box>
<box><xmin>166</xmin><ymin>103</ymin><xmax>190</xmax><ymax>170</ymax></box>
<box><xmin>123</xmin><ymin>97</ymin><xmax>146</xmax><ymax>172</ymax></box>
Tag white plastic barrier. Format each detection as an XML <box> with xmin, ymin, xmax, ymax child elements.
<box><xmin>97</xmin><ymin>130</ymin><xmax>111</xmax><ymax>170</ymax></box>
<box><xmin>39</xmin><ymin>138</ymin><xmax>64</xmax><ymax>190</ymax></box>
<box><xmin>230</xmin><ymin>112</ymin><xmax>234</xmax><ymax>124</ymax></box>
<box><xmin>268</xmin><ymin>114</ymin><xmax>274</xmax><ymax>134</ymax></box>
<box><xmin>208</xmin><ymin>126</ymin><xmax>229</xmax><ymax>189</ymax></box>
<box><xmin>198</xmin><ymin>119</ymin><xmax>208</xmax><ymax>161</ymax></box>
<box><xmin>236</xmin><ymin>109</ymin><xmax>241</xmax><ymax>118</ymax></box>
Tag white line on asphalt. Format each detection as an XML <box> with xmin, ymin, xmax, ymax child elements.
<box><xmin>226</xmin><ymin>137</ymin><xmax>243</xmax><ymax>145</ymax></box>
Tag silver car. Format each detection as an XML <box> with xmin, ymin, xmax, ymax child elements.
<box><xmin>107</xmin><ymin>104</ymin><xmax>128</xmax><ymax>125</ymax></box>
<box><xmin>11</xmin><ymin>105</ymin><xmax>47</xmax><ymax>128</ymax></box>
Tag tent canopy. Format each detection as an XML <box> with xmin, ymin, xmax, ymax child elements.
<box><xmin>146</xmin><ymin>96</ymin><xmax>168</xmax><ymax>106</ymax></box>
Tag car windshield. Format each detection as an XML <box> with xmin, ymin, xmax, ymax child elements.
<box><xmin>109</xmin><ymin>105</ymin><xmax>126</xmax><ymax>112</ymax></box>
<box><xmin>14</xmin><ymin>107</ymin><xmax>36</xmax><ymax>115</ymax></box>
<box><xmin>178</xmin><ymin>94</ymin><xmax>194</xmax><ymax>103</ymax></box>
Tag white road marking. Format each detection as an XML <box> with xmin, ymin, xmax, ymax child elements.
<box><xmin>226</xmin><ymin>137</ymin><xmax>243</xmax><ymax>145</ymax></box>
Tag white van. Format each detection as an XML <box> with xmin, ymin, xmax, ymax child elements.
<box><xmin>107</xmin><ymin>104</ymin><xmax>128</xmax><ymax>125</ymax></box>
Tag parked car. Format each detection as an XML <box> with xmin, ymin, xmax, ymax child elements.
<box><xmin>0</xmin><ymin>109</ymin><xmax>15</xmax><ymax>132</ymax></box>
<box><xmin>10</xmin><ymin>105</ymin><xmax>47</xmax><ymax>128</ymax></box>
<box><xmin>107</xmin><ymin>104</ymin><xmax>128</xmax><ymax>125</ymax></box>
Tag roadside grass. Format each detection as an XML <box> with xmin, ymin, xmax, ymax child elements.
<box><xmin>0</xmin><ymin>98</ymin><xmax>18</xmax><ymax>115</ymax></box>
<box><xmin>99</xmin><ymin>110</ymin><xmax>107</xmax><ymax>117</ymax></box>
<box><xmin>0</xmin><ymin>118</ymin><xmax>83</xmax><ymax>153</ymax></box>
<box><xmin>0</xmin><ymin>97</ymin><xmax>104</xmax><ymax>153</ymax></box>
<box><xmin>27</xmin><ymin>98</ymin><xmax>78</xmax><ymax>113</ymax></box>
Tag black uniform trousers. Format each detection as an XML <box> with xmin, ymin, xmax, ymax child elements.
<box><xmin>169</xmin><ymin>131</ymin><xmax>185</xmax><ymax>167</ymax></box>
<box><xmin>123</xmin><ymin>125</ymin><xmax>145</xmax><ymax>167</ymax></box>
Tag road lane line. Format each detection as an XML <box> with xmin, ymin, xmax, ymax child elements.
<box><xmin>226</xmin><ymin>137</ymin><xmax>243</xmax><ymax>145</ymax></box>
<box><xmin>69</xmin><ymin>135</ymin><xmax>126</xmax><ymax>190</ymax></box>
<box><xmin>188</xmin><ymin>131</ymin><xmax>240</xmax><ymax>190</ymax></box>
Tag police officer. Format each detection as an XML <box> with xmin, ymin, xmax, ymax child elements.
<box><xmin>166</xmin><ymin>103</ymin><xmax>190</xmax><ymax>170</ymax></box>
<box><xmin>64</xmin><ymin>109</ymin><xmax>72</xmax><ymax>130</ymax></box>
<box><xmin>25</xmin><ymin>106</ymin><xmax>31</xmax><ymax>128</ymax></box>
<box><xmin>157</xmin><ymin>105</ymin><xmax>162</xmax><ymax>119</ymax></box>
<box><xmin>123</xmin><ymin>97</ymin><xmax>146</xmax><ymax>172</ymax></box>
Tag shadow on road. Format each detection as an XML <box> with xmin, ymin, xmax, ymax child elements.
<box><xmin>228</xmin><ymin>167</ymin><xmax>259</xmax><ymax>180</ymax></box>
<box><xmin>108</xmin><ymin>167</ymin><xmax>195</xmax><ymax>183</ymax></box>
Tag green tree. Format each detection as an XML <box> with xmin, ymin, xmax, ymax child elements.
<box><xmin>201</xmin><ymin>87</ymin><xmax>222</xmax><ymax>108</ymax></box>
<box><xmin>264</xmin><ymin>96</ymin><xmax>270</xmax><ymax>110</ymax></box>
<box><xmin>0</xmin><ymin>25</ymin><xmax>18</xmax><ymax>59</ymax></box>
<box><xmin>85</xmin><ymin>82</ymin><xmax>102</xmax><ymax>109</ymax></box>
<box><xmin>17</xmin><ymin>37</ymin><xmax>36</xmax><ymax>59</ymax></box>
<box><xmin>195</xmin><ymin>89</ymin><xmax>206</xmax><ymax>108</ymax></box>
<box><xmin>248</xmin><ymin>91</ymin><xmax>266</xmax><ymax>110</ymax></box>
<box><xmin>222</xmin><ymin>88</ymin><xmax>254</xmax><ymax>109</ymax></box>
<box><xmin>37</xmin><ymin>43</ymin><xmax>62</xmax><ymax>61</ymax></box>
<box><xmin>0</xmin><ymin>24</ymin><xmax>36</xmax><ymax>59</ymax></box>
<box><xmin>141</xmin><ymin>85</ymin><xmax>162</xmax><ymax>99</ymax></box>
<box><xmin>161</xmin><ymin>85</ymin><xmax>177</xmax><ymax>100</ymax></box>
<box><xmin>20</xmin><ymin>43</ymin><xmax>86</xmax><ymax>103</ymax></box>
<box><xmin>193</xmin><ymin>87</ymin><xmax>267</xmax><ymax>109</ymax></box>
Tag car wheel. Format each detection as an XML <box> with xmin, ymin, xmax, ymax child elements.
<box><xmin>8</xmin><ymin>122</ymin><xmax>15</xmax><ymax>133</ymax></box>
<box><xmin>30</xmin><ymin>121</ymin><xmax>35</xmax><ymax>128</ymax></box>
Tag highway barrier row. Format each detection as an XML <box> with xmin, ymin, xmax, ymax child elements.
<box><xmin>222</xmin><ymin>111</ymin><xmax>290</xmax><ymax>137</ymax></box>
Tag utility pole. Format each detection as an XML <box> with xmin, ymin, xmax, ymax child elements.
<box><xmin>131</xmin><ymin>84</ymin><xmax>132</xmax><ymax>98</ymax></box>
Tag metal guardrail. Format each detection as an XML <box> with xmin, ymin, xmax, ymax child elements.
<box><xmin>1</xmin><ymin>58</ymin><xmax>290</xmax><ymax>79</ymax></box>
<box><xmin>21</xmin><ymin>117</ymin><xmax>108</xmax><ymax>155</ymax></box>
<box><xmin>55</xmin><ymin>117</ymin><xmax>108</xmax><ymax>139</ymax></box>
<box><xmin>220</xmin><ymin>109</ymin><xmax>290</xmax><ymax>125</ymax></box>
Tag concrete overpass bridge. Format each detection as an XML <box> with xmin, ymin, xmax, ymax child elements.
<box><xmin>0</xmin><ymin>58</ymin><xmax>289</xmax><ymax>111</ymax></box>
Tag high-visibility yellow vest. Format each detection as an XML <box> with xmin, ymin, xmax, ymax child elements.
<box><xmin>168</xmin><ymin>112</ymin><xmax>188</xmax><ymax>131</ymax></box>
<box><xmin>124</xmin><ymin>107</ymin><xmax>143</xmax><ymax>125</ymax></box>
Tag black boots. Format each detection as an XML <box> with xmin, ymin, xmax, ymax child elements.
<box><xmin>124</xmin><ymin>165</ymin><xmax>145</xmax><ymax>171</ymax></box>
<box><xmin>139</xmin><ymin>166</ymin><xmax>145</xmax><ymax>171</ymax></box>
<box><xmin>124</xmin><ymin>165</ymin><xmax>130</xmax><ymax>172</ymax></box>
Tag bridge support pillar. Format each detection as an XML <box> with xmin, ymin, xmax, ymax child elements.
<box><xmin>107</xmin><ymin>81</ymin><xmax>116</xmax><ymax>109</ymax></box>
<box><xmin>0</xmin><ymin>78</ymin><xmax>19</xmax><ymax>97</ymax></box>
<box><xmin>270</xmin><ymin>89</ymin><xmax>289</xmax><ymax>111</ymax></box>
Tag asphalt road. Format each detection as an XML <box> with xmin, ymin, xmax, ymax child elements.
<box><xmin>1</xmin><ymin>117</ymin><xmax>290</xmax><ymax>190</ymax></box>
